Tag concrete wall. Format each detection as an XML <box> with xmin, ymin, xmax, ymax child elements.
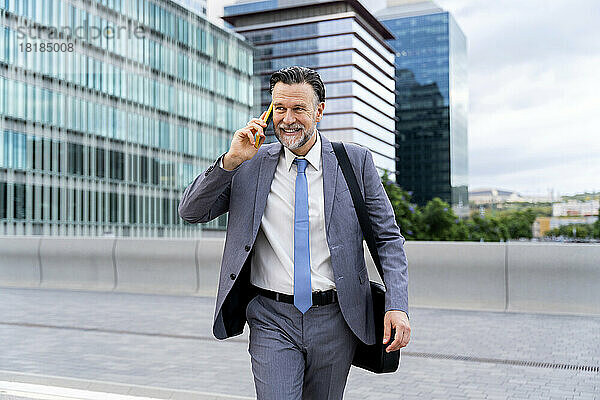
<box><xmin>0</xmin><ymin>237</ymin><xmax>41</xmax><ymax>287</ymax></box>
<box><xmin>0</xmin><ymin>236</ymin><xmax>598</xmax><ymax>316</ymax></box>
<box><xmin>39</xmin><ymin>237</ymin><xmax>115</xmax><ymax>291</ymax></box>
<box><xmin>114</xmin><ymin>239</ymin><xmax>198</xmax><ymax>295</ymax></box>
<box><xmin>506</xmin><ymin>243</ymin><xmax>600</xmax><ymax>315</ymax></box>
<box><xmin>0</xmin><ymin>236</ymin><xmax>222</xmax><ymax>296</ymax></box>
<box><xmin>400</xmin><ymin>242</ymin><xmax>507</xmax><ymax>312</ymax></box>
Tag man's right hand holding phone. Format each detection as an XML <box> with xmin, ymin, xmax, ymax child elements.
<box><xmin>222</xmin><ymin>111</ymin><xmax>267</xmax><ymax>171</ymax></box>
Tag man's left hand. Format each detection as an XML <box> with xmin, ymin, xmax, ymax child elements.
<box><xmin>383</xmin><ymin>310</ymin><xmax>410</xmax><ymax>352</ymax></box>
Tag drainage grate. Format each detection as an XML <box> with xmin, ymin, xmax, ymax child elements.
<box><xmin>403</xmin><ymin>351</ymin><xmax>600</xmax><ymax>372</ymax></box>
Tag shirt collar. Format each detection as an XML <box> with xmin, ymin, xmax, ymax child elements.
<box><xmin>284</xmin><ymin>131</ymin><xmax>321</xmax><ymax>172</ymax></box>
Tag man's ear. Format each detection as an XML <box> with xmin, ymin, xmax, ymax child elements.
<box><xmin>315</xmin><ymin>102</ymin><xmax>325</xmax><ymax>122</ymax></box>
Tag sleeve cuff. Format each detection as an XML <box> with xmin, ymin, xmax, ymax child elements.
<box><xmin>218</xmin><ymin>153</ymin><xmax>241</xmax><ymax>172</ymax></box>
<box><xmin>386</xmin><ymin>308</ymin><xmax>409</xmax><ymax>320</ymax></box>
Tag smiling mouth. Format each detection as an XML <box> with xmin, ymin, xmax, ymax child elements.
<box><xmin>281</xmin><ymin>127</ymin><xmax>302</xmax><ymax>135</ymax></box>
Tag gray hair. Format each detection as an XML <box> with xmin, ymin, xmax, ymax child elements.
<box><xmin>269</xmin><ymin>66</ymin><xmax>325</xmax><ymax>106</ymax></box>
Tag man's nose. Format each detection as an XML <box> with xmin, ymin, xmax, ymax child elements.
<box><xmin>283</xmin><ymin>109</ymin><xmax>295</xmax><ymax>124</ymax></box>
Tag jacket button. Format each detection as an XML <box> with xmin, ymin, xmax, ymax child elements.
<box><xmin>245</xmin><ymin>245</ymin><xmax>251</xmax><ymax>251</ymax></box>
<box><xmin>230</xmin><ymin>273</ymin><xmax>236</xmax><ymax>280</ymax></box>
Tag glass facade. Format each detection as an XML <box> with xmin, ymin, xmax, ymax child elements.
<box><xmin>448</xmin><ymin>15</ymin><xmax>468</xmax><ymax>208</ymax></box>
<box><xmin>224</xmin><ymin>0</ymin><xmax>278</xmax><ymax>16</ymax></box>
<box><xmin>171</xmin><ymin>0</ymin><xmax>207</xmax><ymax>16</ymax></box>
<box><xmin>225</xmin><ymin>3</ymin><xmax>397</xmax><ymax>178</ymax></box>
<box><xmin>0</xmin><ymin>0</ymin><xmax>254</xmax><ymax>237</ymax></box>
<box><xmin>381</xmin><ymin>11</ymin><xmax>468</xmax><ymax>207</ymax></box>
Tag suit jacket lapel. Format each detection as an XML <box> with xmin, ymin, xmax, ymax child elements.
<box><xmin>252</xmin><ymin>143</ymin><xmax>282</xmax><ymax>239</ymax></box>
<box><xmin>320</xmin><ymin>133</ymin><xmax>338</xmax><ymax>234</ymax></box>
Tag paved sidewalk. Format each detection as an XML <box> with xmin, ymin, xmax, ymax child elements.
<box><xmin>0</xmin><ymin>287</ymin><xmax>598</xmax><ymax>399</ymax></box>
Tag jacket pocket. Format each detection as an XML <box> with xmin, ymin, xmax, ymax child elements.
<box><xmin>245</xmin><ymin>294</ymin><xmax>260</xmax><ymax>322</ymax></box>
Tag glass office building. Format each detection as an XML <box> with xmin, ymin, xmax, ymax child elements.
<box><xmin>224</xmin><ymin>0</ymin><xmax>397</xmax><ymax>179</ymax></box>
<box><xmin>172</xmin><ymin>0</ymin><xmax>207</xmax><ymax>16</ymax></box>
<box><xmin>378</xmin><ymin>0</ymin><xmax>468</xmax><ymax>210</ymax></box>
<box><xmin>0</xmin><ymin>0</ymin><xmax>254</xmax><ymax>237</ymax></box>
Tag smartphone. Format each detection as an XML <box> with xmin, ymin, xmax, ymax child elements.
<box><xmin>255</xmin><ymin>102</ymin><xmax>273</xmax><ymax>149</ymax></box>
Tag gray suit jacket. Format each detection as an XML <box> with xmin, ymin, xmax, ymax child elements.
<box><xmin>178</xmin><ymin>132</ymin><xmax>408</xmax><ymax>345</ymax></box>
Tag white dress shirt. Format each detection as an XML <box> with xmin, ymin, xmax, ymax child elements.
<box><xmin>220</xmin><ymin>132</ymin><xmax>336</xmax><ymax>294</ymax></box>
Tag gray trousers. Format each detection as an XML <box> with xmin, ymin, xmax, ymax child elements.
<box><xmin>245</xmin><ymin>293</ymin><xmax>359</xmax><ymax>400</ymax></box>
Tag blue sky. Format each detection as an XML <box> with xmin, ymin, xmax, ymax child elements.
<box><xmin>208</xmin><ymin>0</ymin><xmax>600</xmax><ymax>196</ymax></box>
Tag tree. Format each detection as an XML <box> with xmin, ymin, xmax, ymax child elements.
<box><xmin>451</xmin><ymin>219</ymin><xmax>471</xmax><ymax>241</ymax></box>
<box><xmin>465</xmin><ymin>215</ymin><xmax>509</xmax><ymax>242</ymax></box>
<box><xmin>380</xmin><ymin>171</ymin><xmax>422</xmax><ymax>240</ymax></box>
<box><xmin>378</xmin><ymin>174</ymin><xmax>563</xmax><ymax>242</ymax></box>
<box><xmin>499</xmin><ymin>209</ymin><xmax>536</xmax><ymax>239</ymax></box>
<box><xmin>421</xmin><ymin>198</ymin><xmax>458</xmax><ymax>241</ymax></box>
<box><xmin>546</xmin><ymin>223</ymin><xmax>593</xmax><ymax>239</ymax></box>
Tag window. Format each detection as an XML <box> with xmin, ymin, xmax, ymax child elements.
<box><xmin>110</xmin><ymin>192</ymin><xmax>117</xmax><ymax>223</ymax></box>
<box><xmin>42</xmin><ymin>185</ymin><xmax>50</xmax><ymax>221</ymax></box>
<box><xmin>0</xmin><ymin>181</ymin><xmax>6</xmax><ymax>219</ymax></box>
<box><xmin>140</xmin><ymin>155</ymin><xmax>148</xmax><ymax>183</ymax></box>
<box><xmin>96</xmin><ymin>147</ymin><xmax>105</xmax><ymax>178</ymax></box>
<box><xmin>33</xmin><ymin>185</ymin><xmax>41</xmax><ymax>220</ymax></box>
<box><xmin>96</xmin><ymin>190</ymin><xmax>103</xmax><ymax>223</ymax></box>
<box><xmin>129</xmin><ymin>193</ymin><xmax>137</xmax><ymax>223</ymax></box>
<box><xmin>110</xmin><ymin>149</ymin><xmax>124</xmax><ymax>180</ymax></box>
<box><xmin>14</xmin><ymin>183</ymin><xmax>25</xmax><ymax>220</ymax></box>
<box><xmin>162</xmin><ymin>196</ymin><xmax>169</xmax><ymax>225</ymax></box>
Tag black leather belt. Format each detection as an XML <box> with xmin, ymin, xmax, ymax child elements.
<box><xmin>252</xmin><ymin>285</ymin><xmax>338</xmax><ymax>306</ymax></box>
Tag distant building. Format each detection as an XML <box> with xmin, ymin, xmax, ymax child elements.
<box><xmin>532</xmin><ymin>217</ymin><xmax>551</xmax><ymax>238</ymax></box>
<box><xmin>1</xmin><ymin>0</ymin><xmax>253</xmax><ymax>237</ymax></box>
<box><xmin>223</xmin><ymin>0</ymin><xmax>398</xmax><ymax>179</ymax></box>
<box><xmin>376</xmin><ymin>0</ymin><xmax>468</xmax><ymax>212</ymax></box>
<box><xmin>469</xmin><ymin>188</ymin><xmax>559</xmax><ymax>206</ymax></box>
<box><xmin>533</xmin><ymin>216</ymin><xmax>599</xmax><ymax>238</ymax></box>
<box><xmin>469</xmin><ymin>188</ymin><xmax>523</xmax><ymax>205</ymax></box>
<box><xmin>553</xmin><ymin>200</ymin><xmax>599</xmax><ymax>217</ymax></box>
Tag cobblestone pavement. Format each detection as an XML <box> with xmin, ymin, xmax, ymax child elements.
<box><xmin>0</xmin><ymin>287</ymin><xmax>598</xmax><ymax>399</ymax></box>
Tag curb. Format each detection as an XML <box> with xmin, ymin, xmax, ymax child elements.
<box><xmin>0</xmin><ymin>370</ymin><xmax>255</xmax><ymax>400</ymax></box>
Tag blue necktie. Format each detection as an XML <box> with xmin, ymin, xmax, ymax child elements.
<box><xmin>293</xmin><ymin>158</ymin><xmax>312</xmax><ymax>313</ymax></box>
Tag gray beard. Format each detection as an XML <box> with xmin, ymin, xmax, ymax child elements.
<box><xmin>275</xmin><ymin>125</ymin><xmax>316</xmax><ymax>150</ymax></box>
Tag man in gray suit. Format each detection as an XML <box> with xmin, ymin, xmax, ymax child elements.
<box><xmin>178</xmin><ymin>66</ymin><xmax>410</xmax><ymax>399</ymax></box>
